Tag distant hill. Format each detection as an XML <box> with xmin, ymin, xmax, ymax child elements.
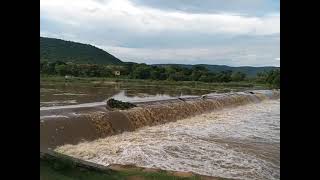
<box><xmin>40</xmin><ymin>37</ymin><xmax>278</xmax><ymax>77</ymax></box>
<box><xmin>40</xmin><ymin>37</ymin><xmax>122</xmax><ymax>64</ymax></box>
<box><xmin>154</xmin><ymin>64</ymin><xmax>279</xmax><ymax>77</ymax></box>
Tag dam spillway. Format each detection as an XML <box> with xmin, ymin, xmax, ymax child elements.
<box><xmin>56</xmin><ymin>99</ymin><xmax>280</xmax><ymax>180</ymax></box>
<box><xmin>40</xmin><ymin>90</ymin><xmax>279</xmax><ymax>152</ymax></box>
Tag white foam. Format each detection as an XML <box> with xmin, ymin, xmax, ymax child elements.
<box><xmin>56</xmin><ymin>99</ymin><xmax>280</xmax><ymax>180</ymax></box>
<box><xmin>40</xmin><ymin>115</ymin><xmax>70</xmax><ymax>119</ymax></box>
<box><xmin>40</xmin><ymin>101</ymin><xmax>105</xmax><ymax>111</ymax></box>
<box><xmin>53</xmin><ymin>93</ymin><xmax>87</xmax><ymax>96</ymax></box>
<box><xmin>110</xmin><ymin>90</ymin><xmax>178</xmax><ymax>103</ymax></box>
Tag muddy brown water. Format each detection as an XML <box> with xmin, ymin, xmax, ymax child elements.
<box><xmin>40</xmin><ymin>83</ymin><xmax>279</xmax><ymax>180</ymax></box>
<box><xmin>40</xmin><ymin>90</ymin><xmax>279</xmax><ymax>151</ymax></box>
<box><xmin>40</xmin><ymin>81</ymin><xmax>264</xmax><ymax>107</ymax></box>
<box><xmin>40</xmin><ymin>82</ymin><xmax>213</xmax><ymax>107</ymax></box>
<box><xmin>56</xmin><ymin>99</ymin><xmax>280</xmax><ymax>180</ymax></box>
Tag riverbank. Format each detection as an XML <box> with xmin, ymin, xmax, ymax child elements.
<box><xmin>40</xmin><ymin>75</ymin><xmax>269</xmax><ymax>91</ymax></box>
<box><xmin>41</xmin><ymin>151</ymin><xmax>231</xmax><ymax>180</ymax></box>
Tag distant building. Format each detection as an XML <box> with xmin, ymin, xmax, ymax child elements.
<box><xmin>113</xmin><ymin>71</ymin><xmax>120</xmax><ymax>76</ymax></box>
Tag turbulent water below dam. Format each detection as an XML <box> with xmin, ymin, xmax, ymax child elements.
<box><xmin>56</xmin><ymin>99</ymin><xmax>280</xmax><ymax>180</ymax></box>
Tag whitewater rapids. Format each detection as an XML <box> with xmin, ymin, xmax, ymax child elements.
<box><xmin>56</xmin><ymin>99</ymin><xmax>280</xmax><ymax>180</ymax></box>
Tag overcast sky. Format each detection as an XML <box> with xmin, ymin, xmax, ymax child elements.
<box><xmin>40</xmin><ymin>0</ymin><xmax>280</xmax><ymax>67</ymax></box>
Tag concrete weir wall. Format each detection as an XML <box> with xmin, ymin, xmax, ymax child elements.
<box><xmin>40</xmin><ymin>90</ymin><xmax>280</xmax><ymax>152</ymax></box>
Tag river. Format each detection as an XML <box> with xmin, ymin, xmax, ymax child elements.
<box><xmin>56</xmin><ymin>99</ymin><xmax>280</xmax><ymax>180</ymax></box>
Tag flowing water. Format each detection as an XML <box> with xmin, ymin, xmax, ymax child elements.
<box><xmin>56</xmin><ymin>99</ymin><xmax>280</xmax><ymax>180</ymax></box>
<box><xmin>40</xmin><ymin>81</ymin><xmax>262</xmax><ymax>107</ymax></box>
<box><xmin>41</xmin><ymin>82</ymin><xmax>211</xmax><ymax>107</ymax></box>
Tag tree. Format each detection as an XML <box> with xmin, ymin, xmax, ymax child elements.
<box><xmin>55</xmin><ymin>64</ymin><xmax>68</xmax><ymax>76</ymax></box>
<box><xmin>40</xmin><ymin>60</ymin><xmax>280</xmax><ymax>88</ymax></box>
<box><xmin>192</xmin><ymin>65</ymin><xmax>208</xmax><ymax>72</ymax></box>
<box><xmin>131</xmin><ymin>64</ymin><xmax>151</xmax><ymax>79</ymax></box>
<box><xmin>40</xmin><ymin>60</ymin><xmax>49</xmax><ymax>74</ymax></box>
<box><xmin>216</xmin><ymin>70</ymin><xmax>232</xmax><ymax>82</ymax></box>
<box><xmin>231</xmin><ymin>71</ymin><xmax>246</xmax><ymax>82</ymax></box>
<box><xmin>255</xmin><ymin>69</ymin><xmax>280</xmax><ymax>88</ymax></box>
<box><xmin>266</xmin><ymin>69</ymin><xmax>280</xmax><ymax>88</ymax></box>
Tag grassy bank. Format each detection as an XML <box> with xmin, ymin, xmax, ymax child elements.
<box><xmin>40</xmin><ymin>75</ymin><xmax>269</xmax><ymax>91</ymax></box>
<box><xmin>41</xmin><ymin>159</ymin><xmax>188</xmax><ymax>180</ymax></box>
<box><xmin>40</xmin><ymin>152</ymin><xmax>229</xmax><ymax>180</ymax></box>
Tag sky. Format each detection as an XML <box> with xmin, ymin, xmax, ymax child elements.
<box><xmin>40</xmin><ymin>0</ymin><xmax>280</xmax><ymax>67</ymax></box>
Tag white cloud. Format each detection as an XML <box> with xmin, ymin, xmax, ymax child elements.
<box><xmin>103</xmin><ymin>46</ymin><xmax>280</xmax><ymax>66</ymax></box>
<box><xmin>40</xmin><ymin>0</ymin><xmax>280</xmax><ymax>66</ymax></box>
<box><xmin>41</xmin><ymin>0</ymin><xmax>279</xmax><ymax>36</ymax></box>
<box><xmin>131</xmin><ymin>0</ymin><xmax>279</xmax><ymax>16</ymax></box>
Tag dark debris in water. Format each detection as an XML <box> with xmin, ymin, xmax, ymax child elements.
<box><xmin>106</xmin><ymin>98</ymin><xmax>137</xmax><ymax>110</ymax></box>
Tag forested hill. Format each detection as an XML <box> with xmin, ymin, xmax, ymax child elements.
<box><xmin>154</xmin><ymin>64</ymin><xmax>279</xmax><ymax>77</ymax></box>
<box><xmin>40</xmin><ymin>37</ymin><xmax>279</xmax><ymax>77</ymax></box>
<box><xmin>40</xmin><ymin>37</ymin><xmax>122</xmax><ymax>64</ymax></box>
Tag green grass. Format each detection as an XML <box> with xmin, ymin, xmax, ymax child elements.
<box><xmin>40</xmin><ymin>158</ymin><xmax>120</xmax><ymax>180</ymax></box>
<box><xmin>39</xmin><ymin>151</ymin><xmax>226</xmax><ymax>180</ymax></box>
<box><xmin>40</xmin><ymin>75</ymin><xmax>269</xmax><ymax>91</ymax></box>
<box><xmin>40</xmin><ymin>157</ymin><xmax>205</xmax><ymax>180</ymax></box>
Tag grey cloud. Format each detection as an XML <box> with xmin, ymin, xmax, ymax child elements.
<box><xmin>102</xmin><ymin>35</ymin><xmax>280</xmax><ymax>67</ymax></box>
<box><xmin>40</xmin><ymin>0</ymin><xmax>279</xmax><ymax>66</ymax></box>
<box><xmin>131</xmin><ymin>0</ymin><xmax>279</xmax><ymax>16</ymax></box>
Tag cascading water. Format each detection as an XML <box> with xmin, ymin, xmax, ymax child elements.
<box><xmin>56</xmin><ymin>98</ymin><xmax>280</xmax><ymax>180</ymax></box>
<box><xmin>119</xmin><ymin>90</ymin><xmax>278</xmax><ymax>129</ymax></box>
<box><xmin>40</xmin><ymin>90</ymin><xmax>279</xmax><ymax>152</ymax></box>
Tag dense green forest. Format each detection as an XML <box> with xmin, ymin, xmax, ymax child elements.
<box><xmin>40</xmin><ymin>37</ymin><xmax>280</xmax><ymax>88</ymax></box>
<box><xmin>40</xmin><ymin>37</ymin><xmax>122</xmax><ymax>64</ymax></box>
<box><xmin>40</xmin><ymin>60</ymin><xmax>280</xmax><ymax>88</ymax></box>
<box><xmin>255</xmin><ymin>69</ymin><xmax>280</xmax><ymax>88</ymax></box>
<box><xmin>155</xmin><ymin>64</ymin><xmax>278</xmax><ymax>77</ymax></box>
<box><xmin>40</xmin><ymin>37</ymin><xmax>278</xmax><ymax>76</ymax></box>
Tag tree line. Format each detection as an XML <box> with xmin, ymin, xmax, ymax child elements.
<box><xmin>256</xmin><ymin>69</ymin><xmax>280</xmax><ymax>88</ymax></box>
<box><xmin>40</xmin><ymin>60</ymin><xmax>279</xmax><ymax>88</ymax></box>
